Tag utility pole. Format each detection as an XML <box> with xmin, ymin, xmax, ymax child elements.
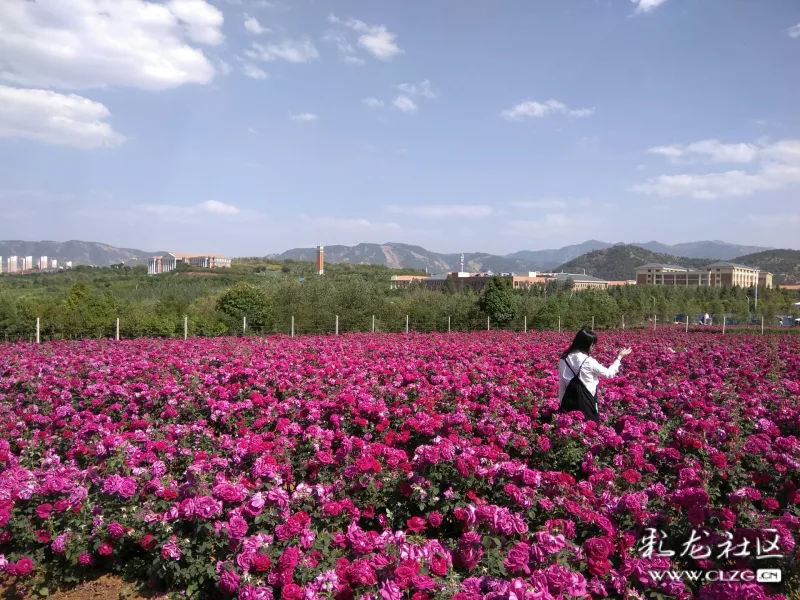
<box><xmin>686</xmin><ymin>315</ymin><xmax>689</xmax><ymax>333</ymax></box>
<box><xmin>184</xmin><ymin>315</ymin><xmax>188</xmax><ymax>340</ymax></box>
<box><xmin>723</xmin><ymin>315</ymin><xmax>726</xmax><ymax>335</ymax></box>
<box><xmin>116</xmin><ymin>318</ymin><xmax>120</xmax><ymax>341</ymax></box>
<box><xmin>524</xmin><ymin>315</ymin><xmax>527</xmax><ymax>333</ymax></box>
<box><xmin>36</xmin><ymin>317</ymin><xmax>40</xmax><ymax>345</ymax></box>
<box><xmin>291</xmin><ymin>316</ymin><xmax>294</xmax><ymax>338</ymax></box>
<box><xmin>761</xmin><ymin>315</ymin><xmax>764</xmax><ymax>335</ymax></box>
<box><xmin>372</xmin><ymin>315</ymin><xmax>375</xmax><ymax>333</ymax></box>
<box><xmin>448</xmin><ymin>316</ymin><xmax>451</xmax><ymax>333</ymax></box>
<box><xmin>487</xmin><ymin>316</ymin><xmax>490</xmax><ymax>331</ymax></box>
<box><xmin>243</xmin><ymin>316</ymin><xmax>247</xmax><ymax>336</ymax></box>
<box><xmin>335</xmin><ymin>315</ymin><xmax>339</xmax><ymax>336</ymax></box>
<box><xmin>558</xmin><ymin>316</ymin><xmax>561</xmax><ymax>332</ymax></box>
<box><xmin>406</xmin><ymin>315</ymin><xmax>409</xmax><ymax>334</ymax></box>
<box><xmin>622</xmin><ymin>315</ymin><xmax>625</xmax><ymax>330</ymax></box>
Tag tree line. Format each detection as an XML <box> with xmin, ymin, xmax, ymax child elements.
<box><xmin>0</xmin><ymin>262</ymin><xmax>797</xmax><ymax>340</ymax></box>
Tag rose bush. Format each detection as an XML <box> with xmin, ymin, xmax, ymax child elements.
<box><xmin>0</xmin><ymin>331</ymin><xmax>797</xmax><ymax>599</ymax></box>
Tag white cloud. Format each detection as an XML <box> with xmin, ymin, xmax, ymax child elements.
<box><xmin>393</xmin><ymin>95</ymin><xmax>417</xmax><ymax>113</ymax></box>
<box><xmin>648</xmin><ymin>139</ymin><xmax>759</xmax><ymax>164</ymax></box>
<box><xmin>509</xmin><ymin>199</ymin><xmax>567</xmax><ymax>209</ymax></box>
<box><xmin>631</xmin><ymin>0</ymin><xmax>668</xmax><ymax>14</ymax></box>
<box><xmin>0</xmin><ymin>0</ymin><xmax>221</xmax><ymax>91</ymax></box>
<box><xmin>632</xmin><ymin>139</ymin><xmax>800</xmax><ymax>199</ymax></box>
<box><xmin>344</xmin><ymin>56</ymin><xmax>366</xmax><ymax>66</ymax></box>
<box><xmin>362</xmin><ymin>97</ymin><xmax>385</xmax><ymax>109</ymax></box>
<box><xmin>789</xmin><ymin>23</ymin><xmax>800</xmax><ymax>38</ymax></box>
<box><xmin>135</xmin><ymin>200</ymin><xmax>241</xmax><ymax>217</ymax></box>
<box><xmin>241</xmin><ymin>63</ymin><xmax>268</xmax><ymax>80</ymax></box>
<box><xmin>168</xmin><ymin>0</ymin><xmax>224</xmax><ymax>45</ymax></box>
<box><xmin>501</xmin><ymin>100</ymin><xmax>595</xmax><ymax>120</ymax></box>
<box><xmin>328</xmin><ymin>14</ymin><xmax>403</xmax><ymax>61</ymax></box>
<box><xmin>291</xmin><ymin>113</ymin><xmax>318</xmax><ymax>122</ymax></box>
<box><xmin>248</xmin><ymin>39</ymin><xmax>319</xmax><ymax>63</ymax></box>
<box><xmin>299</xmin><ymin>214</ymin><xmax>401</xmax><ymax>233</ymax></box>
<box><xmin>199</xmin><ymin>200</ymin><xmax>239</xmax><ymax>214</ymax></box>
<box><xmin>244</xmin><ymin>14</ymin><xmax>270</xmax><ymax>34</ymax></box>
<box><xmin>386</xmin><ymin>204</ymin><xmax>493</xmax><ymax>218</ymax></box>
<box><xmin>247</xmin><ymin>127</ymin><xmax>257</xmax><ymax>134</ymax></box>
<box><xmin>397</xmin><ymin>80</ymin><xmax>437</xmax><ymax>99</ymax></box>
<box><xmin>0</xmin><ymin>85</ymin><xmax>125</xmax><ymax>149</ymax></box>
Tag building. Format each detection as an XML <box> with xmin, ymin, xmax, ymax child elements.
<box><xmin>423</xmin><ymin>272</ymin><xmax>594</xmax><ymax>293</ymax></box>
<box><xmin>543</xmin><ymin>273</ymin><xmax>609</xmax><ymax>290</ymax></box>
<box><xmin>779</xmin><ymin>284</ymin><xmax>800</xmax><ymax>291</ymax></box>
<box><xmin>0</xmin><ymin>256</ymin><xmax>2</xmax><ymax>273</ymax></box>
<box><xmin>636</xmin><ymin>264</ymin><xmax>711</xmax><ymax>286</ymax></box>
<box><xmin>7</xmin><ymin>256</ymin><xmax>18</xmax><ymax>273</ymax></box>
<box><xmin>39</xmin><ymin>256</ymin><xmax>48</xmax><ymax>270</ymax></box>
<box><xmin>23</xmin><ymin>256</ymin><xmax>33</xmax><ymax>271</ymax></box>
<box><xmin>50</xmin><ymin>259</ymin><xmax>58</xmax><ymax>269</ymax></box>
<box><xmin>316</xmin><ymin>244</ymin><xmax>324</xmax><ymax>275</ymax></box>
<box><xmin>147</xmin><ymin>253</ymin><xmax>232</xmax><ymax>274</ymax></box>
<box><xmin>65</xmin><ymin>261</ymin><xmax>73</xmax><ymax>269</ymax></box>
<box><xmin>390</xmin><ymin>275</ymin><xmax>428</xmax><ymax>289</ymax></box>
<box><xmin>607</xmin><ymin>280</ymin><xmax>636</xmax><ymax>286</ymax></box>
<box><xmin>706</xmin><ymin>262</ymin><xmax>762</xmax><ymax>288</ymax></box>
<box><xmin>635</xmin><ymin>262</ymin><xmax>771</xmax><ymax>288</ymax></box>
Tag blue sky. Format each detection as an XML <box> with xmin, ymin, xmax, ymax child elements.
<box><xmin>0</xmin><ymin>0</ymin><xmax>798</xmax><ymax>256</ymax></box>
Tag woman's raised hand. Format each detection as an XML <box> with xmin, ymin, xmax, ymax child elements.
<box><xmin>617</xmin><ymin>347</ymin><xmax>633</xmax><ymax>360</ymax></box>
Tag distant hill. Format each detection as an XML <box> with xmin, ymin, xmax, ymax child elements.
<box><xmin>0</xmin><ymin>240</ymin><xmax>163</xmax><ymax>267</ymax></box>
<box><xmin>272</xmin><ymin>242</ymin><xmax>548</xmax><ymax>274</ymax></box>
<box><xmin>556</xmin><ymin>245</ymin><xmax>800</xmax><ymax>284</ymax></box>
<box><xmin>732</xmin><ymin>250</ymin><xmax>800</xmax><ymax>285</ymax></box>
<box><xmin>504</xmin><ymin>239</ymin><xmax>616</xmax><ymax>269</ymax></box>
<box><xmin>555</xmin><ymin>246</ymin><xmax>711</xmax><ymax>281</ymax></box>
<box><xmin>633</xmin><ymin>240</ymin><xmax>771</xmax><ymax>260</ymax></box>
<box><xmin>274</xmin><ymin>240</ymin><xmax>775</xmax><ymax>273</ymax></box>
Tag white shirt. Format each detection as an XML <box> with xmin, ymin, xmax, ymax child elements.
<box><xmin>557</xmin><ymin>351</ymin><xmax>621</xmax><ymax>402</ymax></box>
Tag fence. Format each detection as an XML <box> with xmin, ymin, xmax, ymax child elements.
<box><xmin>1</xmin><ymin>313</ymin><xmax>797</xmax><ymax>344</ymax></box>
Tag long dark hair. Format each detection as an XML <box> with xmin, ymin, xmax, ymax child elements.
<box><xmin>560</xmin><ymin>328</ymin><xmax>598</xmax><ymax>360</ymax></box>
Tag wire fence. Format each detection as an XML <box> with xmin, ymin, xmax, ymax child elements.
<box><xmin>1</xmin><ymin>312</ymin><xmax>798</xmax><ymax>344</ymax></box>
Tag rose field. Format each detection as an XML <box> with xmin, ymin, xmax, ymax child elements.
<box><xmin>0</xmin><ymin>331</ymin><xmax>799</xmax><ymax>600</ymax></box>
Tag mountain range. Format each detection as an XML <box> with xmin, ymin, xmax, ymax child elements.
<box><xmin>0</xmin><ymin>240</ymin><xmax>163</xmax><ymax>267</ymax></box>
<box><xmin>2</xmin><ymin>239</ymin><xmax>797</xmax><ymax>284</ymax></box>
<box><xmin>270</xmin><ymin>240</ymin><xmax>773</xmax><ymax>273</ymax></box>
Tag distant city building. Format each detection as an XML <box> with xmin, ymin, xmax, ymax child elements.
<box><xmin>23</xmin><ymin>256</ymin><xmax>33</xmax><ymax>271</ymax></box>
<box><xmin>316</xmin><ymin>244</ymin><xmax>324</xmax><ymax>275</ymax></box>
<box><xmin>390</xmin><ymin>275</ymin><xmax>428</xmax><ymax>289</ymax></box>
<box><xmin>147</xmin><ymin>253</ymin><xmax>232</xmax><ymax>274</ymax></box>
<box><xmin>416</xmin><ymin>272</ymin><xmax>607</xmax><ymax>292</ymax></box>
<box><xmin>607</xmin><ymin>280</ymin><xmax>637</xmax><ymax>286</ymax></box>
<box><xmin>39</xmin><ymin>256</ymin><xmax>48</xmax><ymax>270</ymax></box>
<box><xmin>0</xmin><ymin>256</ymin><xmax>3</xmax><ymax>274</ymax></box>
<box><xmin>7</xmin><ymin>256</ymin><xmax>18</xmax><ymax>273</ymax></box>
<box><xmin>50</xmin><ymin>259</ymin><xmax>58</xmax><ymax>269</ymax></box>
<box><xmin>636</xmin><ymin>262</ymin><xmax>771</xmax><ymax>288</ymax></box>
<box><xmin>65</xmin><ymin>261</ymin><xmax>73</xmax><ymax>269</ymax></box>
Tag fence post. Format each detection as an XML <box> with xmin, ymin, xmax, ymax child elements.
<box><xmin>116</xmin><ymin>318</ymin><xmax>120</xmax><ymax>341</ymax></box>
<box><xmin>654</xmin><ymin>315</ymin><xmax>657</xmax><ymax>331</ymax></box>
<box><xmin>558</xmin><ymin>316</ymin><xmax>561</xmax><ymax>332</ymax></box>
<box><xmin>291</xmin><ymin>316</ymin><xmax>294</xmax><ymax>338</ymax></box>
<box><xmin>622</xmin><ymin>315</ymin><xmax>625</xmax><ymax>330</ymax></box>
<box><xmin>405</xmin><ymin>315</ymin><xmax>409</xmax><ymax>334</ymax></box>
<box><xmin>36</xmin><ymin>317</ymin><xmax>40</xmax><ymax>345</ymax></box>
<box><xmin>243</xmin><ymin>316</ymin><xmax>247</xmax><ymax>336</ymax></box>
<box><xmin>487</xmin><ymin>316</ymin><xmax>490</xmax><ymax>331</ymax></box>
<box><xmin>372</xmin><ymin>315</ymin><xmax>375</xmax><ymax>333</ymax></box>
<box><xmin>761</xmin><ymin>315</ymin><xmax>764</xmax><ymax>335</ymax></box>
<box><xmin>524</xmin><ymin>315</ymin><xmax>527</xmax><ymax>333</ymax></box>
<box><xmin>335</xmin><ymin>315</ymin><xmax>339</xmax><ymax>336</ymax></box>
<box><xmin>448</xmin><ymin>316</ymin><xmax>451</xmax><ymax>333</ymax></box>
<box><xmin>685</xmin><ymin>315</ymin><xmax>689</xmax><ymax>333</ymax></box>
<box><xmin>184</xmin><ymin>315</ymin><xmax>188</xmax><ymax>340</ymax></box>
<box><xmin>722</xmin><ymin>316</ymin><xmax>726</xmax><ymax>335</ymax></box>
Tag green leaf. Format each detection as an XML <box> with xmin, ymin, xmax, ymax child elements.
<box><xmin>39</xmin><ymin>588</ymin><xmax>49</xmax><ymax>597</ymax></box>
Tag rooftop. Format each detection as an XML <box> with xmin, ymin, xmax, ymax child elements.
<box><xmin>549</xmin><ymin>273</ymin><xmax>608</xmax><ymax>283</ymax></box>
<box><xmin>705</xmin><ymin>261</ymin><xmax>758</xmax><ymax>270</ymax></box>
<box><xmin>637</xmin><ymin>263</ymin><xmax>691</xmax><ymax>271</ymax></box>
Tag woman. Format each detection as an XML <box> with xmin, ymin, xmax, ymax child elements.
<box><xmin>557</xmin><ymin>328</ymin><xmax>632</xmax><ymax>423</ymax></box>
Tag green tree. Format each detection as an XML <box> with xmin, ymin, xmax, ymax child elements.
<box><xmin>216</xmin><ymin>282</ymin><xmax>274</xmax><ymax>333</ymax></box>
<box><xmin>478</xmin><ymin>277</ymin><xmax>516</xmax><ymax>327</ymax></box>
